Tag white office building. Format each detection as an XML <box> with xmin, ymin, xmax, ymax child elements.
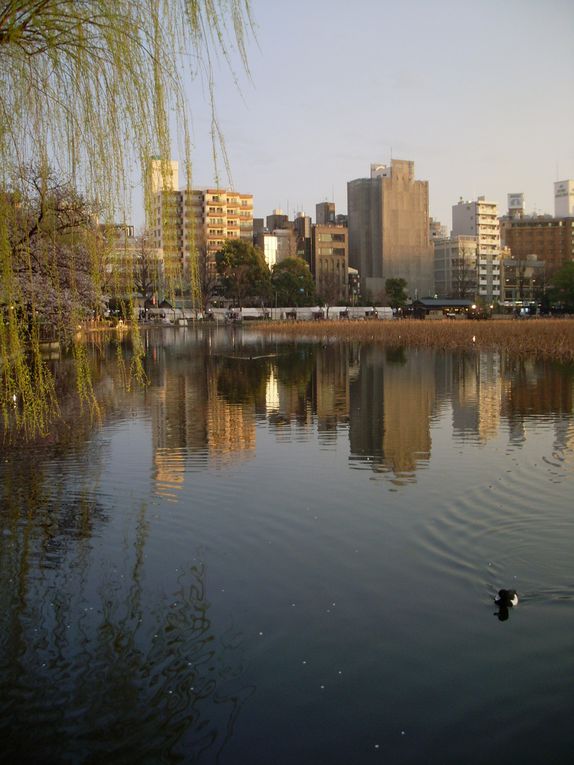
<box><xmin>452</xmin><ymin>197</ymin><xmax>501</xmax><ymax>302</ymax></box>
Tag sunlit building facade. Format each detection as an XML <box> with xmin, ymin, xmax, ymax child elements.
<box><xmin>347</xmin><ymin>160</ymin><xmax>434</xmax><ymax>301</ymax></box>
<box><xmin>149</xmin><ymin>159</ymin><xmax>253</xmax><ymax>277</ymax></box>
<box><xmin>452</xmin><ymin>197</ymin><xmax>501</xmax><ymax>302</ymax></box>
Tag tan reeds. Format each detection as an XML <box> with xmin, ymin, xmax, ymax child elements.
<box><xmin>253</xmin><ymin>319</ymin><xmax>574</xmax><ymax>362</ymax></box>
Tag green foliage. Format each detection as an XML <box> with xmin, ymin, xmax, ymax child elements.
<box><xmin>215</xmin><ymin>239</ymin><xmax>270</xmax><ymax>306</ymax></box>
<box><xmin>0</xmin><ymin>1</ymin><xmax>253</xmax><ymax>207</ymax></box>
<box><xmin>385</xmin><ymin>278</ymin><xmax>408</xmax><ymax>309</ymax></box>
<box><xmin>0</xmin><ymin>0</ymin><xmax>253</xmax><ymax>434</ymax></box>
<box><xmin>271</xmin><ymin>257</ymin><xmax>316</xmax><ymax>306</ymax></box>
<box><xmin>550</xmin><ymin>262</ymin><xmax>574</xmax><ymax>310</ymax></box>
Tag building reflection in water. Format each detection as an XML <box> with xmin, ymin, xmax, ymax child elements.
<box><xmin>348</xmin><ymin>346</ymin><xmax>433</xmax><ymax>482</ymax></box>
<box><xmin>140</xmin><ymin>329</ymin><xmax>574</xmax><ymax>492</ymax></box>
<box><xmin>449</xmin><ymin>352</ymin><xmax>503</xmax><ymax>443</ymax></box>
<box><xmin>313</xmin><ymin>343</ymin><xmax>351</xmax><ymax>442</ymax></box>
<box><xmin>207</xmin><ymin>374</ymin><xmax>256</xmax><ymax>467</ymax></box>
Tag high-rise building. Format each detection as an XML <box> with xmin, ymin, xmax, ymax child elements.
<box><xmin>347</xmin><ymin>160</ymin><xmax>434</xmax><ymax>301</ymax></box>
<box><xmin>452</xmin><ymin>196</ymin><xmax>501</xmax><ymax>302</ymax></box>
<box><xmin>554</xmin><ymin>180</ymin><xmax>574</xmax><ymax>218</ymax></box>
<box><xmin>149</xmin><ymin>159</ymin><xmax>253</xmax><ymax>279</ymax></box>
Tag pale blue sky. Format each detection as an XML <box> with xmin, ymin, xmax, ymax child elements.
<box><xmin>177</xmin><ymin>0</ymin><xmax>573</xmax><ymax>229</ymax></box>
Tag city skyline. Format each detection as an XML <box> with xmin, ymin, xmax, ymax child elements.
<box><xmin>157</xmin><ymin>0</ymin><xmax>573</xmax><ymax>232</ymax></box>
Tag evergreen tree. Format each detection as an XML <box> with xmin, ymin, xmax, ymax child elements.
<box><xmin>272</xmin><ymin>257</ymin><xmax>316</xmax><ymax>306</ymax></box>
<box><xmin>215</xmin><ymin>240</ymin><xmax>270</xmax><ymax>306</ymax></box>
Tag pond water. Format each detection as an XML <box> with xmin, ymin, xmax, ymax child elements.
<box><xmin>1</xmin><ymin>327</ymin><xmax>573</xmax><ymax>764</ymax></box>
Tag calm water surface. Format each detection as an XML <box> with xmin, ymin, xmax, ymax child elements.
<box><xmin>1</xmin><ymin>327</ymin><xmax>573</xmax><ymax>764</ymax></box>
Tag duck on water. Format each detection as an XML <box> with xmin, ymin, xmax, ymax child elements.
<box><xmin>494</xmin><ymin>589</ymin><xmax>519</xmax><ymax>607</ymax></box>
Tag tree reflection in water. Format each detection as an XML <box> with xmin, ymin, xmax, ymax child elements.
<box><xmin>0</xmin><ymin>520</ymin><xmax>253</xmax><ymax>763</ymax></box>
<box><xmin>215</xmin><ymin>355</ymin><xmax>272</xmax><ymax>406</ymax></box>
<box><xmin>0</xmin><ymin>358</ymin><xmax>253</xmax><ymax>763</ymax></box>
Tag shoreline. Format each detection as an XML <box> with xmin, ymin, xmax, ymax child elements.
<box><xmin>250</xmin><ymin>318</ymin><xmax>574</xmax><ymax>362</ymax></box>
<box><xmin>69</xmin><ymin>317</ymin><xmax>574</xmax><ymax>362</ymax></box>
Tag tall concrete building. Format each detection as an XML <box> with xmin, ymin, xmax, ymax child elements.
<box><xmin>554</xmin><ymin>180</ymin><xmax>574</xmax><ymax>218</ymax></box>
<box><xmin>347</xmin><ymin>160</ymin><xmax>434</xmax><ymax>301</ymax></box>
<box><xmin>452</xmin><ymin>196</ymin><xmax>501</xmax><ymax>302</ymax></box>
<box><xmin>149</xmin><ymin>159</ymin><xmax>253</xmax><ymax>277</ymax></box>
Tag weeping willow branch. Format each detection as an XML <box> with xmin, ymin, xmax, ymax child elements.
<box><xmin>0</xmin><ymin>0</ymin><xmax>253</xmax><ymax>436</ymax></box>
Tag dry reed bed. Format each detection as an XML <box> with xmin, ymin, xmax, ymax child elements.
<box><xmin>253</xmin><ymin>319</ymin><xmax>574</xmax><ymax>361</ymax></box>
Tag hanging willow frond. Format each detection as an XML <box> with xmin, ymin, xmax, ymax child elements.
<box><xmin>0</xmin><ymin>0</ymin><xmax>253</xmax><ymax>437</ymax></box>
<box><xmin>0</xmin><ymin>0</ymin><xmax>253</xmax><ymax>204</ymax></box>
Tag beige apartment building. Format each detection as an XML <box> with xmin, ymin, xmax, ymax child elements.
<box><xmin>149</xmin><ymin>159</ymin><xmax>253</xmax><ymax>279</ymax></box>
<box><xmin>347</xmin><ymin>160</ymin><xmax>434</xmax><ymax>301</ymax></box>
